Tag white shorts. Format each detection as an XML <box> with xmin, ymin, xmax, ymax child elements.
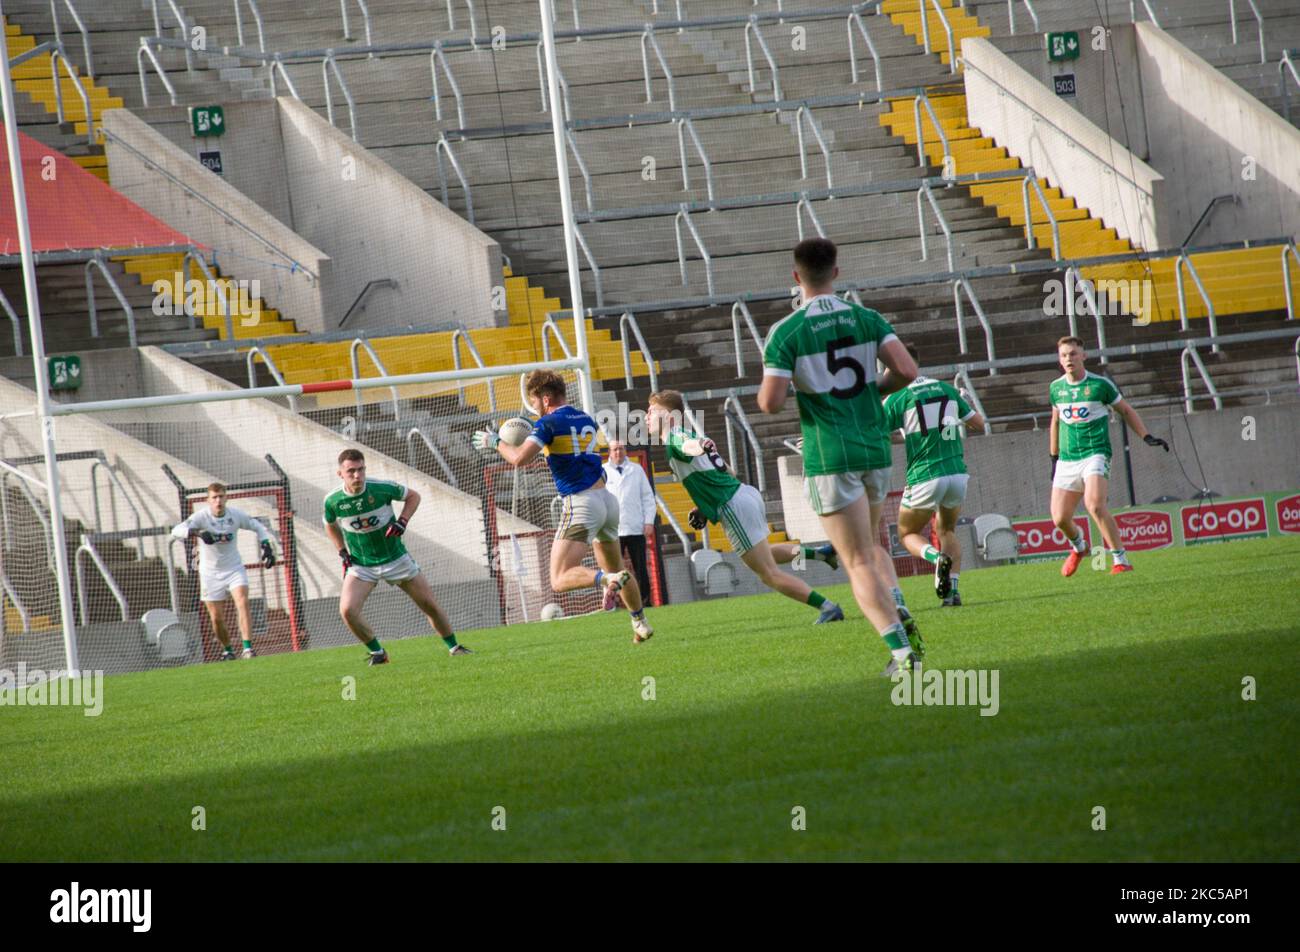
<box><xmin>805</xmin><ymin>468</ymin><xmax>891</xmax><ymax>516</ymax></box>
<box><xmin>200</xmin><ymin>566</ymin><xmax>249</xmax><ymax>602</ymax></box>
<box><xmin>717</xmin><ymin>484</ymin><xmax>770</xmax><ymax>554</ymax></box>
<box><xmin>347</xmin><ymin>553</ymin><xmax>421</xmax><ymax>585</ymax></box>
<box><xmin>1053</xmin><ymin>453</ymin><xmax>1111</xmax><ymax>493</ymax></box>
<box><xmin>555</xmin><ymin>486</ymin><xmax>620</xmax><ymax>545</ymax></box>
<box><xmin>901</xmin><ymin>473</ymin><xmax>970</xmax><ymax>512</ymax></box>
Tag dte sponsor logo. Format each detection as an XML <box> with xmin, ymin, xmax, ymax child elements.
<box><xmin>1114</xmin><ymin>510</ymin><xmax>1173</xmax><ymax>550</ymax></box>
<box><xmin>1182</xmin><ymin>498</ymin><xmax>1267</xmax><ymax>542</ymax></box>
<box><xmin>1276</xmin><ymin>494</ymin><xmax>1300</xmax><ymax>534</ymax></box>
<box><xmin>347</xmin><ymin>515</ymin><xmax>383</xmax><ymax>531</ymax></box>
<box><xmin>50</xmin><ymin>883</ymin><xmax>151</xmax><ymax>932</ymax></box>
<box><xmin>1013</xmin><ymin>517</ymin><xmax>1091</xmax><ymax>556</ymax></box>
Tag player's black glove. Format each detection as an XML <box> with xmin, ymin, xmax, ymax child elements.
<box><xmin>339</xmin><ymin>547</ymin><xmax>353</xmax><ymax>577</ymax></box>
<box><xmin>1050</xmin><ymin>455</ymin><xmax>1058</xmax><ymax>479</ymax></box>
<box><xmin>687</xmin><ymin>508</ymin><xmax>707</xmax><ymax>531</ymax></box>
<box><xmin>1144</xmin><ymin>434</ymin><xmax>1170</xmax><ymax>452</ymax></box>
<box><xmin>260</xmin><ymin>540</ymin><xmax>276</xmax><ymax>569</ymax></box>
<box><xmin>385</xmin><ymin>516</ymin><xmax>408</xmax><ymax>538</ymax></box>
<box><xmin>197</xmin><ymin>530</ymin><xmax>216</xmax><ymax>545</ymax></box>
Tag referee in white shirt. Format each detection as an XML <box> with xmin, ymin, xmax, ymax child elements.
<box><xmin>602</xmin><ymin>440</ymin><xmax>656</xmax><ymax>609</ymax></box>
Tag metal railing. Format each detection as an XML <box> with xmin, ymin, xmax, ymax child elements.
<box><xmin>151</xmin><ymin>0</ymin><xmax>193</xmax><ymax>71</ymax></box>
<box><xmin>730</xmin><ymin>300</ymin><xmax>765</xmax><ymax>377</ymax></box>
<box><xmin>674</xmin><ymin>206</ymin><xmax>715</xmax><ymax>297</ymax></box>
<box><xmin>451</xmin><ymin>323</ymin><xmax>497</xmax><ymax>412</ymax></box>
<box><xmin>655</xmin><ymin>491</ymin><xmax>692</xmax><ymax>555</ymax></box>
<box><xmin>1281</xmin><ymin>50</ymin><xmax>1300</xmax><ymax>123</ymax></box>
<box><xmin>794</xmin><ymin>105</ymin><xmax>834</xmax><ymax>194</ymax></box>
<box><xmin>566</xmin><ymin>127</ymin><xmax>595</xmax><ymax>213</ymax></box>
<box><xmin>916</xmin><ymin>182</ymin><xmax>955</xmax><ymax>272</ymax></box>
<box><xmin>349</xmin><ymin>338</ymin><xmax>401</xmax><ymax>420</ymax></box>
<box><xmin>1283</xmin><ymin>241</ymin><xmax>1300</xmax><ymax>321</ymax></box>
<box><xmin>85</xmin><ymin>258</ymin><xmax>137</xmax><ymax>348</ymax></box>
<box><xmin>50</xmin><ymin>45</ymin><xmax>94</xmax><ymax>146</ymax></box>
<box><xmin>1175</xmin><ymin>253</ymin><xmax>1219</xmax><ymax>348</ymax></box>
<box><xmin>912</xmin><ymin>91</ymin><xmax>953</xmax><ymax>172</ymax></box>
<box><xmin>952</xmin><ymin>369</ymin><xmax>992</xmax><ymax>434</ymax></box>
<box><xmin>540</xmin><ymin>315</ymin><xmax>574</xmax><ymax>360</ymax></box>
<box><xmin>75</xmin><ymin>534</ymin><xmax>128</xmax><ymax>624</ymax></box>
<box><xmin>847</xmin><ymin>3</ymin><xmax>883</xmax><ymax>92</ymax></box>
<box><xmin>676</xmin><ymin>117</ymin><xmax>715</xmax><ymax>204</ymax></box>
<box><xmin>267</xmin><ymin>53</ymin><xmax>302</xmax><ymax>100</ymax></box>
<box><xmin>87</xmin><ymin>452</ymin><xmax>147</xmax><ymax>558</ymax></box>
<box><xmin>435</xmin><ymin>134</ymin><xmax>475</xmax><ymax>224</ymax></box>
<box><xmin>952</xmin><ymin>276</ymin><xmax>996</xmax><ymax>373</ymax></box>
<box><xmin>536</xmin><ymin>42</ymin><xmax>573</xmax><ymax>118</ymax></box>
<box><xmin>445</xmin><ymin>0</ymin><xmax>482</xmax><ymax>49</ymax></box>
<box><xmin>745</xmin><ymin>15</ymin><xmax>783</xmax><ymax>105</ymax></box>
<box><xmin>920</xmin><ymin>0</ymin><xmax>958</xmax><ymax>73</ymax></box>
<box><xmin>722</xmin><ymin>395</ymin><xmax>765</xmax><ymax>492</ymax></box>
<box><xmin>618</xmin><ymin>312</ymin><xmax>659</xmax><ymax>392</ymax></box>
<box><xmin>181</xmin><ymin>250</ymin><xmax>234</xmax><ymax>340</ymax></box>
<box><xmin>431</xmin><ymin>42</ymin><xmax>467</xmax><ymax>128</ymax></box>
<box><xmin>322</xmin><ymin>52</ymin><xmax>359</xmax><ymax>140</ymax></box>
<box><xmin>232</xmin><ymin>0</ymin><xmax>266</xmax><ymax>52</ymax></box>
<box><xmin>1021</xmin><ymin>173</ymin><xmax>1061</xmax><ymax>259</ymax></box>
<box><xmin>1006</xmin><ymin>0</ymin><xmax>1040</xmax><ymax>35</ymax></box>
<box><xmin>1229</xmin><ymin>0</ymin><xmax>1265</xmax><ymax>64</ymax></box>
<box><xmin>1064</xmin><ymin>267</ymin><xmax>1108</xmax><ymax>364</ymax></box>
<box><xmin>795</xmin><ymin>192</ymin><xmax>827</xmax><ymax>240</ymax></box>
<box><xmin>50</xmin><ymin>0</ymin><xmax>94</xmax><ymax>78</ymax></box>
<box><xmin>1181</xmin><ymin>346</ymin><xmax>1221</xmax><ymax>414</ymax></box>
<box><xmin>0</xmin><ymin>565</ymin><xmax>31</xmax><ymax>635</ymax></box>
<box><xmin>245</xmin><ymin>346</ymin><xmax>299</xmax><ymax>412</ymax></box>
<box><xmin>338</xmin><ymin>277</ymin><xmax>399</xmax><ymax>328</ymax></box>
<box><xmin>1</xmin><ymin>289</ymin><xmax>21</xmax><ymax>357</ymax></box>
<box><xmin>573</xmin><ymin>224</ymin><xmax>604</xmax><ymax>308</ymax></box>
<box><xmin>641</xmin><ymin>26</ymin><xmax>676</xmax><ymax>111</ymax></box>
<box><xmin>406</xmin><ymin>427</ymin><xmax>459</xmax><ymax>487</ymax></box>
<box><xmin>1182</xmin><ymin>194</ymin><xmax>1238</xmax><ymax>248</ymax></box>
<box><xmin>1129</xmin><ymin>0</ymin><xmax>1161</xmax><ymax>27</ymax></box>
<box><xmin>340</xmin><ymin>0</ymin><xmax>374</xmax><ymax>51</ymax></box>
<box><xmin>0</xmin><ymin>467</ymin><xmax>54</xmax><ymax>572</ymax></box>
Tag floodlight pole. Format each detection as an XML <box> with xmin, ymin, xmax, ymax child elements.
<box><xmin>538</xmin><ymin>0</ymin><xmax>595</xmax><ymax>414</ymax></box>
<box><xmin>0</xmin><ymin>3</ymin><xmax>81</xmax><ymax>674</ymax></box>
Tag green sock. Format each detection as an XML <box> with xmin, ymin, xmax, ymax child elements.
<box><xmin>442</xmin><ymin>634</ymin><xmax>458</xmax><ymax>649</ymax></box>
<box><xmin>881</xmin><ymin>622</ymin><xmax>911</xmax><ymax>656</ymax></box>
<box><xmin>365</xmin><ymin>638</ymin><xmax>382</xmax><ymax>653</ymax></box>
<box><xmin>802</xmin><ymin>545</ymin><xmax>820</xmax><ymax>562</ymax></box>
<box><xmin>242</xmin><ymin>639</ymin><xmax>252</xmax><ymax>650</ymax></box>
<box><xmin>891</xmin><ymin>586</ymin><xmax>906</xmax><ymax>609</ymax></box>
<box><xmin>807</xmin><ymin>590</ymin><xmax>827</xmax><ymax>609</ymax></box>
<box><xmin>921</xmin><ymin>545</ymin><xmax>940</xmax><ymax>564</ymax></box>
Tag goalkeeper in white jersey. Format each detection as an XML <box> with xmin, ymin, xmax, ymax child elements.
<box><xmin>171</xmin><ymin>482</ymin><xmax>276</xmax><ymax>660</ymax></box>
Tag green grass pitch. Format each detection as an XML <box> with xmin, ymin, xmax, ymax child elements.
<box><xmin>3</xmin><ymin>536</ymin><xmax>1297</xmax><ymax>861</ymax></box>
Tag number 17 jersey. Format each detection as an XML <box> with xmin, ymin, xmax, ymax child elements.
<box><xmin>763</xmin><ymin>294</ymin><xmax>898</xmax><ymax>475</ymax></box>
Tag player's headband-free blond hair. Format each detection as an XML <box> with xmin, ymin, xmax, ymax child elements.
<box><xmin>207</xmin><ymin>482</ymin><xmax>227</xmax><ymax>495</ymax></box>
<box><xmin>648</xmin><ymin>389</ymin><xmax>685</xmax><ymax>414</ymax></box>
<box><xmin>1057</xmin><ymin>336</ymin><xmax>1085</xmax><ymax>350</ymax></box>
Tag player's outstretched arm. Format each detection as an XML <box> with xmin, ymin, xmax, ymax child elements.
<box><xmin>964</xmin><ymin>411</ymin><xmax>986</xmax><ymax>433</ymax></box>
<box><xmin>1114</xmin><ymin>399</ymin><xmax>1169</xmax><ymax>450</ymax></box>
<box><xmin>386</xmin><ymin>489</ymin><xmax>421</xmax><ymax>537</ymax></box>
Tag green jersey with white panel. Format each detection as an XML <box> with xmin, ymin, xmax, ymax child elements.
<box><xmin>1050</xmin><ymin>372</ymin><xmax>1122</xmax><ymax>461</ymax></box>
<box><xmin>323</xmin><ymin>479</ymin><xmax>408</xmax><ymax>566</ymax></box>
<box><xmin>762</xmin><ymin>294</ymin><xmax>898</xmax><ymax>475</ymax></box>
<box><xmin>882</xmin><ymin>376</ymin><xmax>975</xmax><ymax>485</ymax></box>
<box><xmin>663</xmin><ymin>427</ymin><xmax>741</xmax><ymax>523</ymax></box>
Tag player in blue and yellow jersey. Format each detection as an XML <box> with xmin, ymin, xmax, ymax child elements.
<box><xmin>473</xmin><ymin>370</ymin><xmax>654</xmax><ymax>643</ymax></box>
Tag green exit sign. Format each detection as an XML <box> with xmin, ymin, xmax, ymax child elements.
<box><xmin>1048</xmin><ymin>31</ymin><xmax>1081</xmax><ymax>62</ymax></box>
<box><xmin>189</xmin><ymin>104</ymin><xmax>226</xmax><ymax>137</ymax></box>
<box><xmin>48</xmin><ymin>355</ymin><xmax>81</xmax><ymax>391</ymax></box>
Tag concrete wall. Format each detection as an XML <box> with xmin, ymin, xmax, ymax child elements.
<box><xmin>1135</xmin><ymin>22</ymin><xmax>1300</xmax><ymax>247</ymax></box>
<box><xmin>962</xmin><ymin>36</ymin><xmax>1164</xmax><ymax>250</ymax></box>
<box><xmin>103</xmin><ymin>108</ymin><xmax>332</xmax><ymax>334</ymax></box>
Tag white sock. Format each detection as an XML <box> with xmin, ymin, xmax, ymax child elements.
<box><xmin>1070</xmin><ymin>531</ymin><xmax>1088</xmax><ymax>554</ymax></box>
<box><xmin>891</xmin><ymin>586</ymin><xmax>906</xmax><ymax>608</ymax></box>
<box><xmin>1110</xmin><ymin>549</ymin><xmax>1130</xmax><ymax>566</ymax></box>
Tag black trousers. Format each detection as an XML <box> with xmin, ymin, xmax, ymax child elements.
<box><xmin>619</xmin><ymin>533</ymin><xmax>652</xmax><ymax>603</ymax></box>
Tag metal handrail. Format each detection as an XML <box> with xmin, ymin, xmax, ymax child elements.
<box><xmin>4</xmin><ymin>473</ymin><xmax>54</xmax><ymax>572</ymax></box>
<box><xmin>540</xmin><ymin>315</ymin><xmax>574</xmax><ymax>360</ymax></box>
<box><xmin>0</xmin><ymin>289</ymin><xmax>21</xmax><ymax>357</ymax></box>
<box><xmin>618</xmin><ymin>312</ymin><xmax>659</xmax><ymax>392</ymax></box>
<box><xmin>536</xmin><ymin>41</ymin><xmax>573</xmax><ymax>118</ymax></box>
<box><xmin>50</xmin><ymin>0</ymin><xmax>94</xmax><ymax>78</ymax></box>
<box><xmin>847</xmin><ymin>5</ymin><xmax>883</xmax><ymax>92</ymax></box>
<box><xmin>1129</xmin><ymin>0</ymin><xmax>1161</xmax><ymax>28</ymax></box>
<box><xmin>573</xmin><ymin>224</ymin><xmax>604</xmax><ymax>308</ymax></box>
<box><xmin>246</xmin><ymin>346</ymin><xmax>299</xmax><ymax>412</ymax></box>
<box><xmin>151</xmin><ymin>0</ymin><xmax>193</xmax><ymax>71</ymax></box>
<box><xmin>1007</xmin><ymin>0</ymin><xmax>1040</xmax><ymax>35</ymax></box>
<box><xmin>406</xmin><ymin>427</ymin><xmax>459</xmax><ymax>487</ymax></box>
<box><xmin>730</xmin><ymin>300</ymin><xmax>765</xmax><ymax>377</ymax></box>
<box><xmin>953</xmin><ymin>276</ymin><xmax>996</xmax><ymax>374</ymax></box>
<box><xmin>267</xmin><ymin>54</ymin><xmax>302</xmax><ymax>100</ymax></box>
<box><xmin>232</xmin><ymin>0</ymin><xmax>266</xmax><ymax>52</ymax></box>
<box><xmin>349</xmin><ymin>338</ymin><xmax>401</xmax><ymax>420</ymax></box>
<box><xmin>795</xmin><ymin>192</ymin><xmax>827</xmax><ymax>241</ymax></box>
<box><xmin>322</xmin><ymin>52</ymin><xmax>359</xmax><ymax>140</ymax></box>
<box><xmin>920</xmin><ymin>0</ymin><xmax>957</xmax><ymax>73</ymax></box>
<box><xmin>85</xmin><ymin>257</ymin><xmax>137</xmax><ymax>348</ymax></box>
<box><xmin>1283</xmin><ymin>241</ymin><xmax>1300</xmax><ymax>321</ymax></box>
<box><xmin>181</xmin><ymin>250</ymin><xmax>234</xmax><ymax>340</ymax></box>
<box><xmin>74</xmin><ymin>535</ymin><xmax>128</xmax><ymax>624</ymax></box>
<box><xmin>916</xmin><ymin>182</ymin><xmax>955</xmax><ymax>272</ymax></box>
<box><xmin>912</xmin><ymin>92</ymin><xmax>952</xmax><ymax>172</ymax></box>
<box><xmin>1064</xmin><ymin>268</ymin><xmax>1108</xmax><ymax>364</ymax></box>
<box><xmin>338</xmin><ymin>277</ymin><xmax>398</xmax><ymax>328</ymax></box>
<box><xmin>641</xmin><ymin>26</ymin><xmax>676</xmax><ymax>111</ymax></box>
<box><xmin>340</xmin><ymin>0</ymin><xmax>374</xmax><ymax>52</ymax></box>
<box><xmin>744</xmin><ymin>16</ymin><xmax>783</xmax><ymax>105</ymax></box>
<box><xmin>566</xmin><ymin>127</ymin><xmax>595</xmax><ymax>213</ymax></box>
<box><xmin>435</xmin><ymin>134</ymin><xmax>475</xmax><ymax>224</ymax></box>
<box><xmin>794</xmin><ymin>104</ymin><xmax>834</xmax><ymax>194</ymax></box>
<box><xmin>722</xmin><ymin>395</ymin><xmax>765</xmax><ymax>492</ymax></box>
<box><xmin>655</xmin><ymin>491</ymin><xmax>692</xmax><ymax>555</ymax></box>
<box><xmin>1175</xmin><ymin>254</ymin><xmax>1220</xmax><ymax>348</ymax></box>
<box><xmin>952</xmin><ymin>369</ymin><xmax>992</xmax><ymax>434</ymax></box>
<box><xmin>1182</xmin><ymin>194</ymin><xmax>1238</xmax><ymax>248</ymax></box>
<box><xmin>451</xmin><ymin>323</ymin><xmax>497</xmax><ymax>412</ymax></box>
<box><xmin>444</xmin><ymin>0</ymin><xmax>482</xmax><ymax>49</ymax></box>
<box><xmin>88</xmin><ymin>455</ymin><xmax>147</xmax><ymax>558</ymax></box>
<box><xmin>1281</xmin><ymin>50</ymin><xmax>1300</xmax><ymax>123</ymax></box>
<box><xmin>50</xmin><ymin>45</ymin><xmax>94</xmax><ymax>146</ymax></box>
<box><xmin>1021</xmin><ymin>173</ymin><xmax>1061</xmax><ymax>259</ymax></box>
<box><xmin>674</xmin><ymin>206</ymin><xmax>715</xmax><ymax>297</ymax></box>
<box><xmin>1181</xmin><ymin>346</ymin><xmax>1221</xmax><ymax>414</ymax></box>
<box><xmin>0</xmin><ymin>566</ymin><xmax>31</xmax><ymax>634</ymax></box>
<box><xmin>1229</xmin><ymin>0</ymin><xmax>1266</xmax><ymax>64</ymax></box>
<box><xmin>431</xmin><ymin>42</ymin><xmax>467</xmax><ymax>128</ymax></box>
<box><xmin>676</xmin><ymin>117</ymin><xmax>715</xmax><ymax>204</ymax></box>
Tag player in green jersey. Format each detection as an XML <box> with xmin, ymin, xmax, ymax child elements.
<box><xmin>1050</xmin><ymin>337</ymin><xmax>1168</xmax><ymax>578</ymax></box>
<box><xmin>758</xmin><ymin>238</ymin><xmax>924</xmax><ymax>677</ymax></box>
<box><xmin>323</xmin><ymin>448</ymin><xmax>470</xmax><ymax>665</ymax></box>
<box><xmin>646</xmin><ymin>390</ymin><xmax>844</xmax><ymax>623</ymax></box>
<box><xmin>882</xmin><ymin>343</ymin><xmax>986</xmax><ymax>606</ymax></box>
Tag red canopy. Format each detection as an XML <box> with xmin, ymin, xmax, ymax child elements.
<box><xmin>0</xmin><ymin>126</ymin><xmax>200</xmax><ymax>255</ymax></box>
